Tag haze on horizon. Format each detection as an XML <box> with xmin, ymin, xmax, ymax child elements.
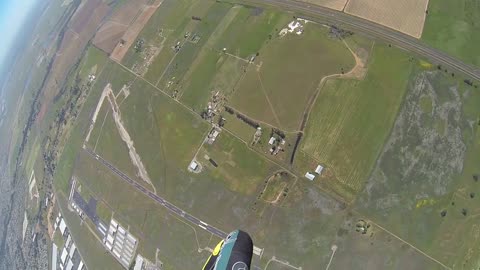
<box><xmin>0</xmin><ymin>0</ymin><xmax>39</xmax><ymax>72</ymax></box>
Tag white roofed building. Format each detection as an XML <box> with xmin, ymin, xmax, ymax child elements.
<box><xmin>268</xmin><ymin>137</ymin><xmax>276</xmax><ymax>145</ymax></box>
<box><xmin>305</xmin><ymin>172</ymin><xmax>315</xmax><ymax>181</ymax></box>
<box><xmin>61</xmin><ymin>248</ymin><xmax>68</xmax><ymax>264</ymax></box>
<box><xmin>59</xmin><ymin>219</ymin><xmax>67</xmax><ymax>235</ymax></box>
<box><xmin>189</xmin><ymin>161</ymin><xmax>198</xmax><ymax>171</ymax></box>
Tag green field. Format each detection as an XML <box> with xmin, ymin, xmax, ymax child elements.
<box><xmin>118</xmin><ymin>78</ymin><xmax>209</xmax><ymax>191</ymax></box>
<box><xmin>422</xmin><ymin>0</ymin><xmax>480</xmax><ymax>67</ymax></box>
<box><xmin>260</xmin><ymin>172</ymin><xmax>293</xmax><ymax>203</ymax></box>
<box><xmin>40</xmin><ymin>0</ymin><xmax>480</xmax><ymax>268</ymax></box>
<box><xmin>231</xmin><ymin>24</ymin><xmax>355</xmax><ymax>131</ymax></box>
<box><xmin>199</xmin><ymin>131</ymin><xmax>281</xmax><ymax>195</ymax></box>
<box><xmin>179</xmin><ymin>48</ymin><xmax>246</xmax><ymax>112</ymax></box>
<box><xmin>52</xmin><ymin>47</ymin><xmax>111</xmax><ymax>192</ymax></box>
<box><xmin>122</xmin><ymin>0</ymin><xmax>205</xmax><ymax>71</ymax></box>
<box><xmin>72</xmin><ymin>151</ymin><xmax>215</xmax><ymax>266</ymax></box>
<box><xmin>300</xmin><ymin>44</ymin><xmax>413</xmax><ymax>201</ymax></box>
<box><xmin>156</xmin><ymin>2</ymin><xmax>232</xmax><ymax>94</ymax></box>
<box><xmin>90</xmin><ymin>105</ymin><xmax>143</xmax><ymax>184</ymax></box>
<box><xmin>354</xmin><ymin>67</ymin><xmax>480</xmax><ymax>268</ymax></box>
<box><xmin>212</xmin><ymin>7</ymin><xmax>290</xmax><ymax>58</ymax></box>
<box><xmin>221</xmin><ymin>112</ymin><xmax>257</xmax><ymax>143</ymax></box>
<box><xmin>78</xmin><ymin>46</ymin><xmax>108</xmax><ymax>80</ymax></box>
<box><xmin>95</xmin><ymin>199</ymin><xmax>111</xmax><ymax>222</ymax></box>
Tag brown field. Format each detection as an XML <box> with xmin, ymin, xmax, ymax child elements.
<box><xmin>92</xmin><ymin>0</ymin><xmax>151</xmax><ymax>55</ymax></box>
<box><xmin>70</xmin><ymin>0</ymin><xmax>105</xmax><ymax>34</ymax></box>
<box><xmin>300</xmin><ymin>0</ymin><xmax>348</xmax><ymax>11</ymax></box>
<box><xmin>39</xmin><ymin>0</ymin><xmax>111</xmax><ymax>117</ymax></box>
<box><xmin>109</xmin><ymin>0</ymin><xmax>150</xmax><ymax>24</ymax></box>
<box><xmin>110</xmin><ymin>0</ymin><xmax>164</xmax><ymax>62</ymax></box>
<box><xmin>345</xmin><ymin>0</ymin><xmax>429</xmax><ymax>38</ymax></box>
<box><xmin>92</xmin><ymin>22</ymin><xmax>129</xmax><ymax>54</ymax></box>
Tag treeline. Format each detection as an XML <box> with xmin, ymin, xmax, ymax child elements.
<box><xmin>224</xmin><ymin>106</ymin><xmax>259</xmax><ymax>129</ymax></box>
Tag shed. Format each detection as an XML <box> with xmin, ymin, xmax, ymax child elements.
<box><xmin>111</xmin><ymin>219</ymin><xmax>118</xmax><ymax>228</ymax></box>
<box><xmin>65</xmin><ymin>235</ymin><xmax>71</xmax><ymax>249</ymax></box>
<box><xmin>106</xmin><ymin>234</ymin><xmax>114</xmax><ymax>245</ymax></box>
<box><xmin>66</xmin><ymin>260</ymin><xmax>73</xmax><ymax>270</ymax></box>
<box><xmin>59</xmin><ymin>219</ymin><xmax>67</xmax><ymax>235</ymax></box>
<box><xmin>61</xmin><ymin>248</ymin><xmax>68</xmax><ymax>264</ymax></box>
<box><xmin>315</xmin><ymin>165</ymin><xmax>324</xmax><ymax>175</ymax></box>
<box><xmin>105</xmin><ymin>241</ymin><xmax>113</xmax><ymax>251</ymax></box>
<box><xmin>68</xmin><ymin>243</ymin><xmax>76</xmax><ymax>259</ymax></box>
<box><xmin>305</xmin><ymin>172</ymin><xmax>315</xmax><ymax>181</ymax></box>
<box><xmin>134</xmin><ymin>255</ymin><xmax>144</xmax><ymax>270</ymax></box>
<box><xmin>268</xmin><ymin>137</ymin><xmax>276</xmax><ymax>145</ymax></box>
<box><xmin>189</xmin><ymin>161</ymin><xmax>199</xmax><ymax>171</ymax></box>
<box><xmin>52</xmin><ymin>244</ymin><xmax>58</xmax><ymax>270</ymax></box>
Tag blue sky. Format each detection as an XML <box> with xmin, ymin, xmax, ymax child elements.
<box><xmin>0</xmin><ymin>0</ymin><xmax>39</xmax><ymax>68</ymax></box>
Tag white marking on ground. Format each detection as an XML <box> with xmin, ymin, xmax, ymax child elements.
<box><xmin>104</xmin><ymin>84</ymin><xmax>156</xmax><ymax>193</ymax></box>
<box><xmin>22</xmin><ymin>212</ymin><xmax>28</xmax><ymax>242</ymax></box>
<box><xmin>84</xmin><ymin>84</ymin><xmax>110</xmax><ymax>145</ymax></box>
<box><xmin>325</xmin><ymin>245</ymin><xmax>337</xmax><ymax>270</ymax></box>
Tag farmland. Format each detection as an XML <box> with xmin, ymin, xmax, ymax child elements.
<box><xmin>18</xmin><ymin>0</ymin><xmax>480</xmax><ymax>269</ymax></box>
<box><xmin>199</xmin><ymin>131</ymin><xmax>281</xmax><ymax>195</ymax></box>
<box><xmin>345</xmin><ymin>0</ymin><xmax>429</xmax><ymax>38</ymax></box>
<box><xmin>299</xmin><ymin>0</ymin><xmax>348</xmax><ymax>11</ymax></box>
<box><xmin>71</xmin><ymin>151</ymin><xmax>214</xmax><ymax>269</ymax></box>
<box><xmin>231</xmin><ymin>23</ymin><xmax>355</xmax><ymax>131</ymax></box>
<box><xmin>355</xmin><ymin>67</ymin><xmax>480</xmax><ymax>268</ymax></box>
<box><xmin>422</xmin><ymin>0</ymin><xmax>480</xmax><ymax>67</ymax></box>
<box><xmin>301</xmin><ymin>44</ymin><xmax>413</xmax><ymax>201</ymax></box>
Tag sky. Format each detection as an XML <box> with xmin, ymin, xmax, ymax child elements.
<box><xmin>0</xmin><ymin>0</ymin><xmax>39</xmax><ymax>69</ymax></box>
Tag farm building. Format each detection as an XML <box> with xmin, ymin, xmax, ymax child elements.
<box><xmin>268</xmin><ymin>137</ymin><xmax>276</xmax><ymax>145</ymax></box>
<box><xmin>59</xmin><ymin>219</ymin><xmax>67</xmax><ymax>235</ymax></box>
<box><xmin>305</xmin><ymin>172</ymin><xmax>315</xmax><ymax>181</ymax></box>
<box><xmin>315</xmin><ymin>165</ymin><xmax>324</xmax><ymax>175</ymax></box>
<box><xmin>189</xmin><ymin>161</ymin><xmax>199</xmax><ymax>171</ymax></box>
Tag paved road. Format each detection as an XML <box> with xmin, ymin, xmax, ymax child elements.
<box><xmin>83</xmin><ymin>148</ymin><xmax>228</xmax><ymax>239</ymax></box>
<box><xmin>244</xmin><ymin>0</ymin><xmax>480</xmax><ymax>81</ymax></box>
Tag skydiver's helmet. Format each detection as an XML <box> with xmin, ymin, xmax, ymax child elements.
<box><xmin>202</xmin><ymin>230</ymin><xmax>253</xmax><ymax>270</ymax></box>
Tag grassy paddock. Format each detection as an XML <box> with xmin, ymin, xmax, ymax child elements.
<box><xmin>118</xmin><ymin>78</ymin><xmax>209</xmax><ymax>191</ymax></box>
<box><xmin>156</xmin><ymin>2</ymin><xmax>232</xmax><ymax>94</ymax></box>
<box><xmin>231</xmin><ymin>24</ymin><xmax>355</xmax><ymax>131</ymax></box>
<box><xmin>180</xmin><ymin>48</ymin><xmax>246</xmax><ymax>112</ymax></box>
<box><xmin>200</xmin><ymin>131</ymin><xmax>280</xmax><ymax>195</ymax></box>
<box><xmin>422</xmin><ymin>0</ymin><xmax>480</xmax><ymax>67</ymax></box>
<box><xmin>354</xmin><ymin>68</ymin><xmax>480</xmax><ymax>267</ymax></box>
<box><xmin>301</xmin><ymin>44</ymin><xmax>413</xmax><ymax>198</ymax></box>
<box><xmin>72</xmin><ymin>152</ymin><xmax>213</xmax><ymax>267</ymax></box>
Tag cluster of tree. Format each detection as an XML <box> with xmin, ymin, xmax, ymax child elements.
<box><xmin>224</xmin><ymin>106</ymin><xmax>259</xmax><ymax>129</ymax></box>
<box><xmin>134</xmin><ymin>39</ymin><xmax>145</xmax><ymax>53</ymax></box>
<box><xmin>236</xmin><ymin>113</ymin><xmax>259</xmax><ymax>129</ymax></box>
<box><xmin>224</xmin><ymin>106</ymin><xmax>234</xmax><ymax>114</ymax></box>
<box><xmin>270</xmin><ymin>128</ymin><xmax>286</xmax><ymax>139</ymax></box>
<box><xmin>437</xmin><ymin>65</ymin><xmax>478</xmax><ymax>88</ymax></box>
<box><xmin>289</xmin><ymin>133</ymin><xmax>303</xmax><ymax>165</ymax></box>
<box><xmin>329</xmin><ymin>25</ymin><xmax>354</xmax><ymax>39</ymax></box>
